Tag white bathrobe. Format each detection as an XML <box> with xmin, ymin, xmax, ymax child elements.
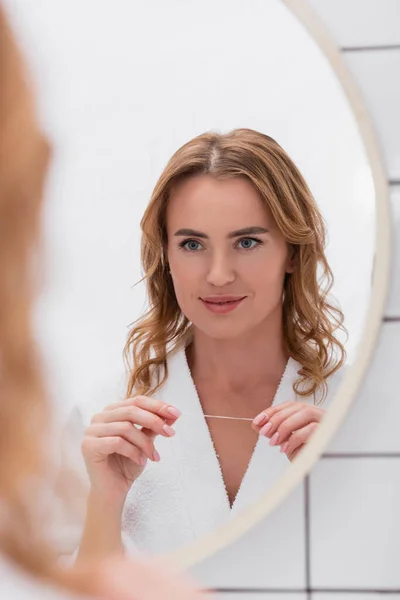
<box><xmin>63</xmin><ymin>347</ymin><xmax>343</xmax><ymax>556</ymax></box>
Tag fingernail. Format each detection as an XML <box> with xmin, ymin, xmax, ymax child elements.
<box><xmin>167</xmin><ymin>406</ymin><xmax>181</xmax><ymax>418</ymax></box>
<box><xmin>162</xmin><ymin>424</ymin><xmax>175</xmax><ymax>437</ymax></box>
<box><xmin>281</xmin><ymin>442</ymin><xmax>289</xmax><ymax>454</ymax></box>
<box><xmin>253</xmin><ymin>413</ymin><xmax>268</xmax><ymax>427</ymax></box>
<box><xmin>140</xmin><ymin>454</ymin><xmax>148</xmax><ymax>466</ymax></box>
<box><xmin>153</xmin><ymin>450</ymin><xmax>161</xmax><ymax>462</ymax></box>
<box><xmin>259</xmin><ymin>422</ymin><xmax>272</xmax><ymax>437</ymax></box>
<box><xmin>270</xmin><ymin>432</ymin><xmax>280</xmax><ymax>446</ymax></box>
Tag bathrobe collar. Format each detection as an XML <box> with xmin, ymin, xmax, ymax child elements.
<box><xmin>164</xmin><ymin>346</ymin><xmax>304</xmax><ymax>531</ymax></box>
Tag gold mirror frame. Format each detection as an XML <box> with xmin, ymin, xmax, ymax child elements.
<box><xmin>170</xmin><ymin>0</ymin><xmax>392</xmax><ymax>568</ymax></box>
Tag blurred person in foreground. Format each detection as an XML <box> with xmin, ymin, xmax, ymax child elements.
<box><xmin>0</xmin><ymin>6</ymin><xmax>205</xmax><ymax>600</ymax></box>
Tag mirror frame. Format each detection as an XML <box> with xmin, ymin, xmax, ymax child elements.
<box><xmin>169</xmin><ymin>0</ymin><xmax>392</xmax><ymax>567</ymax></box>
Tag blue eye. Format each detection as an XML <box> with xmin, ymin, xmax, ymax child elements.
<box><xmin>238</xmin><ymin>237</ymin><xmax>260</xmax><ymax>250</ymax></box>
<box><xmin>179</xmin><ymin>237</ymin><xmax>262</xmax><ymax>252</ymax></box>
<box><xmin>180</xmin><ymin>239</ymin><xmax>202</xmax><ymax>252</ymax></box>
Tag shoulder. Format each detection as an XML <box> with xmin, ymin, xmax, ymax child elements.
<box><xmin>325</xmin><ymin>362</ymin><xmax>347</xmax><ymax>400</ymax></box>
<box><xmin>69</xmin><ymin>345</ymin><xmax>188</xmax><ymax>427</ymax></box>
<box><xmin>290</xmin><ymin>358</ymin><xmax>347</xmax><ymax>408</ymax></box>
<box><xmin>0</xmin><ymin>556</ymin><xmax>83</xmax><ymax>600</ymax></box>
<box><xmin>159</xmin><ymin>344</ymin><xmax>188</xmax><ymax>389</ymax></box>
<box><xmin>318</xmin><ymin>362</ymin><xmax>347</xmax><ymax>409</ymax></box>
<box><xmin>153</xmin><ymin>345</ymin><xmax>193</xmax><ymax>411</ymax></box>
<box><xmin>166</xmin><ymin>343</ymin><xmax>187</xmax><ymax>368</ymax></box>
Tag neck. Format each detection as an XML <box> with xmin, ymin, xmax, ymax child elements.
<box><xmin>187</xmin><ymin>308</ymin><xmax>288</xmax><ymax>393</ymax></box>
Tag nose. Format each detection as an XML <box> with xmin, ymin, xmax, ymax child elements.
<box><xmin>206</xmin><ymin>251</ymin><xmax>236</xmax><ymax>287</ymax></box>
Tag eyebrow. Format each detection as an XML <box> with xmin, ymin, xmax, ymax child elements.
<box><xmin>174</xmin><ymin>226</ymin><xmax>269</xmax><ymax>239</ymax></box>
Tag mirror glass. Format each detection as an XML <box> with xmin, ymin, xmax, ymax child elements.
<box><xmin>6</xmin><ymin>0</ymin><xmax>375</xmax><ymax>556</ymax></box>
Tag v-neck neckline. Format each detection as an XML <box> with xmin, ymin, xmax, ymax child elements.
<box><xmin>181</xmin><ymin>347</ymin><xmax>295</xmax><ymax>512</ymax></box>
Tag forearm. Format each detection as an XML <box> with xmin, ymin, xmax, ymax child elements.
<box><xmin>75</xmin><ymin>490</ymin><xmax>125</xmax><ymax>562</ymax></box>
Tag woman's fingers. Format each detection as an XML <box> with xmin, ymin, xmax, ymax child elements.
<box><xmin>85</xmin><ymin>396</ymin><xmax>181</xmax><ymax>472</ymax></box>
<box><xmin>252</xmin><ymin>401</ymin><xmax>298</xmax><ymax>430</ymax></box>
<box><xmin>257</xmin><ymin>404</ymin><xmax>304</xmax><ymax>439</ymax></box>
<box><xmin>256</xmin><ymin>403</ymin><xmax>325</xmax><ymax>445</ymax></box>
<box><xmin>85</xmin><ymin>422</ymin><xmax>159</xmax><ymax>462</ymax></box>
<box><xmin>82</xmin><ymin>435</ymin><xmax>148</xmax><ymax>467</ymax></box>
<box><xmin>103</xmin><ymin>396</ymin><xmax>181</xmax><ymax>427</ymax></box>
<box><xmin>282</xmin><ymin>422</ymin><xmax>318</xmax><ymax>461</ymax></box>
<box><xmin>264</xmin><ymin>405</ymin><xmax>325</xmax><ymax>446</ymax></box>
<box><xmin>91</xmin><ymin>405</ymin><xmax>177</xmax><ymax>438</ymax></box>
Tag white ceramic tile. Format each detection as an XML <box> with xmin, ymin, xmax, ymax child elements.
<box><xmin>386</xmin><ymin>185</ymin><xmax>400</xmax><ymax>317</ymax></box>
<box><xmin>307</xmin><ymin>0</ymin><xmax>400</xmax><ymax>47</ymax></box>
<box><xmin>214</xmin><ymin>594</ymin><xmax>307</xmax><ymax>600</ymax></box>
<box><xmin>191</xmin><ymin>485</ymin><xmax>306</xmax><ymax>589</ymax></box>
<box><xmin>310</xmin><ymin>458</ymin><xmax>400</xmax><ymax>588</ymax></box>
<box><xmin>324</xmin><ymin>322</ymin><xmax>400</xmax><ymax>453</ymax></box>
<box><xmin>313</xmin><ymin>595</ymin><xmax>400</xmax><ymax>599</ymax></box>
<box><xmin>343</xmin><ymin>50</ymin><xmax>400</xmax><ymax>180</ymax></box>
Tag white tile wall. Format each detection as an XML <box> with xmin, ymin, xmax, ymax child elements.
<box><xmin>196</xmin><ymin>1</ymin><xmax>400</xmax><ymax>597</ymax></box>
<box><xmin>307</xmin><ymin>0</ymin><xmax>400</xmax><ymax>47</ymax></box>
<box><xmin>310</xmin><ymin>458</ymin><xmax>400</xmax><ymax>589</ymax></box>
<box><xmin>192</xmin><ymin>485</ymin><xmax>306</xmax><ymax>590</ymax></box>
<box><xmin>323</xmin><ymin>322</ymin><xmax>400</xmax><ymax>454</ymax></box>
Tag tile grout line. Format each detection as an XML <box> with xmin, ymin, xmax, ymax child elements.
<box><xmin>211</xmin><ymin>588</ymin><xmax>400</xmax><ymax>594</ymax></box>
<box><xmin>211</xmin><ymin>591</ymin><xmax>305</xmax><ymax>595</ymax></box>
<box><xmin>305</xmin><ymin>476</ymin><xmax>312</xmax><ymax>600</ymax></box>
<box><xmin>341</xmin><ymin>44</ymin><xmax>400</xmax><ymax>52</ymax></box>
<box><xmin>322</xmin><ymin>453</ymin><xmax>400</xmax><ymax>459</ymax></box>
<box><xmin>214</xmin><ymin>458</ymin><xmax>399</xmax><ymax>596</ymax></box>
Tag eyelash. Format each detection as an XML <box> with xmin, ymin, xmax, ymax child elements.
<box><xmin>178</xmin><ymin>237</ymin><xmax>264</xmax><ymax>252</ymax></box>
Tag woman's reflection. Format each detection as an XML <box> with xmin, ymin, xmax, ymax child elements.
<box><xmin>72</xmin><ymin>129</ymin><xmax>346</xmax><ymax>559</ymax></box>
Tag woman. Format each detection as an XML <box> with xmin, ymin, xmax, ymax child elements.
<box><xmin>71</xmin><ymin>128</ymin><xmax>346</xmax><ymax>560</ymax></box>
<box><xmin>0</xmin><ymin>5</ymin><xmax>204</xmax><ymax>599</ymax></box>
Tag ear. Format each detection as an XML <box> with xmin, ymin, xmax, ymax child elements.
<box><xmin>285</xmin><ymin>245</ymin><xmax>296</xmax><ymax>274</ymax></box>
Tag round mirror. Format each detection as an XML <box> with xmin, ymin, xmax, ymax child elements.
<box><xmin>5</xmin><ymin>0</ymin><xmax>389</xmax><ymax>564</ymax></box>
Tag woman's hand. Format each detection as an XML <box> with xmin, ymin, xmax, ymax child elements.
<box><xmin>81</xmin><ymin>396</ymin><xmax>181</xmax><ymax>504</ymax></box>
<box><xmin>252</xmin><ymin>401</ymin><xmax>326</xmax><ymax>461</ymax></box>
<box><xmin>92</xmin><ymin>555</ymin><xmax>208</xmax><ymax>600</ymax></box>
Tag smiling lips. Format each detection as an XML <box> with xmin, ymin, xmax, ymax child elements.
<box><xmin>200</xmin><ymin>295</ymin><xmax>246</xmax><ymax>314</ymax></box>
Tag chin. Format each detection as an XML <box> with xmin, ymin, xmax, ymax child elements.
<box><xmin>193</xmin><ymin>319</ymin><xmax>252</xmax><ymax>341</ymax></box>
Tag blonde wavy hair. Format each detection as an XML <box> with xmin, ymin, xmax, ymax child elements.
<box><xmin>0</xmin><ymin>7</ymin><xmax>111</xmax><ymax>596</ymax></box>
<box><xmin>125</xmin><ymin>129</ymin><xmax>347</xmax><ymax>404</ymax></box>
